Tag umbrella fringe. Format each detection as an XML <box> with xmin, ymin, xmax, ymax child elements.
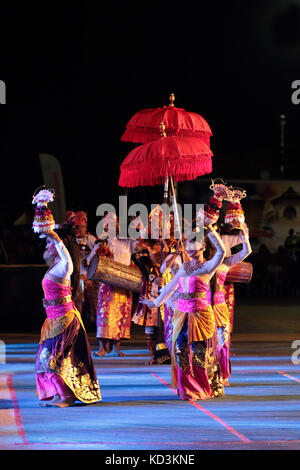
<box><xmin>119</xmin><ymin>156</ymin><xmax>212</xmax><ymax>187</ymax></box>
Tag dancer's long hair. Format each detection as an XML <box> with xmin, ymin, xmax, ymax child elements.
<box><xmin>55</xmin><ymin>224</ymin><xmax>81</xmax><ymax>300</ymax></box>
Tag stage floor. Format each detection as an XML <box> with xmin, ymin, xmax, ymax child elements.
<box><xmin>1</xmin><ymin>332</ymin><xmax>300</xmax><ymax>451</ymax></box>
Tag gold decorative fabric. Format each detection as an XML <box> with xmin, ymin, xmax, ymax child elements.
<box><xmin>170</xmin><ymin>306</ymin><xmax>216</xmax><ymax>389</ymax></box>
<box><xmin>214</xmin><ymin>303</ymin><xmax>230</xmax><ymax>327</ymax></box>
<box><xmin>54</xmin><ymin>353</ymin><xmax>102</xmax><ymax>403</ymax></box>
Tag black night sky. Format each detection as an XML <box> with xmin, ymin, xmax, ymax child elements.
<box><xmin>1</xmin><ymin>1</ymin><xmax>300</xmax><ymax>233</ymax></box>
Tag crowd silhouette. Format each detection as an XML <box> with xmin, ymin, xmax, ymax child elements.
<box><xmin>240</xmin><ymin>229</ymin><xmax>300</xmax><ymax>299</ymax></box>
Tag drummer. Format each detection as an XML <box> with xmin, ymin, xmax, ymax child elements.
<box><xmin>90</xmin><ymin>213</ymin><xmax>141</xmax><ymax>357</ymax></box>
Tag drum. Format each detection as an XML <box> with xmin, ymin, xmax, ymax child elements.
<box><xmin>87</xmin><ymin>255</ymin><xmax>143</xmax><ymax>293</ymax></box>
<box><xmin>225</xmin><ymin>261</ymin><xmax>253</xmax><ymax>284</ymax></box>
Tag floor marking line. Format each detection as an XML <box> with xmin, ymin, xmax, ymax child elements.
<box><xmin>151</xmin><ymin>373</ymin><xmax>251</xmax><ymax>444</ymax></box>
<box><xmin>6</xmin><ymin>374</ymin><xmax>29</xmax><ymax>445</ymax></box>
<box><xmin>278</xmin><ymin>371</ymin><xmax>300</xmax><ymax>384</ymax></box>
<box><xmin>14</xmin><ymin>439</ymin><xmax>300</xmax><ymax>446</ymax></box>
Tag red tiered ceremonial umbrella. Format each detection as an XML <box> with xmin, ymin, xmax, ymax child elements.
<box><xmin>119</xmin><ymin>131</ymin><xmax>213</xmax><ymax>188</ymax></box>
<box><xmin>119</xmin><ymin>123</ymin><xmax>213</xmax><ymax>239</ymax></box>
<box><xmin>119</xmin><ymin>123</ymin><xmax>213</xmax><ymax>351</ymax></box>
<box><xmin>121</xmin><ymin>94</ymin><xmax>212</xmax><ymax>148</ymax></box>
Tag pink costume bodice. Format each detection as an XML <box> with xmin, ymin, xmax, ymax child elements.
<box><xmin>42</xmin><ymin>277</ymin><xmax>74</xmax><ymax>319</ymax></box>
<box><xmin>177</xmin><ymin>275</ymin><xmax>211</xmax><ymax>313</ymax></box>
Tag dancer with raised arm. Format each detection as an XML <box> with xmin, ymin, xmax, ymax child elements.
<box><xmin>222</xmin><ymin>187</ymin><xmax>250</xmax><ymax>337</ymax></box>
<box><xmin>212</xmin><ymin>223</ymin><xmax>252</xmax><ymax>383</ymax></box>
<box><xmin>32</xmin><ymin>189</ymin><xmax>101</xmax><ymax>407</ymax></box>
<box><xmin>141</xmin><ymin>224</ymin><xmax>226</xmax><ymax>401</ymax></box>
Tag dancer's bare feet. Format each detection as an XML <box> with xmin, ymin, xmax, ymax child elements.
<box><xmin>47</xmin><ymin>395</ymin><xmax>75</xmax><ymax>407</ymax></box>
<box><xmin>117</xmin><ymin>350</ymin><xmax>126</xmax><ymax>357</ymax></box>
<box><xmin>105</xmin><ymin>348</ymin><xmax>126</xmax><ymax>357</ymax></box>
<box><xmin>105</xmin><ymin>340</ymin><xmax>126</xmax><ymax>357</ymax></box>
<box><xmin>93</xmin><ymin>340</ymin><xmax>110</xmax><ymax>357</ymax></box>
<box><xmin>38</xmin><ymin>395</ymin><xmax>60</xmax><ymax>407</ymax></box>
<box><xmin>93</xmin><ymin>349</ymin><xmax>106</xmax><ymax>357</ymax></box>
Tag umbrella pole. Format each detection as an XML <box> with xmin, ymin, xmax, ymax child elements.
<box><xmin>154</xmin><ymin>175</ymin><xmax>170</xmax><ymax>364</ymax></box>
<box><xmin>169</xmin><ymin>175</ymin><xmax>187</xmax><ymax>264</ymax></box>
<box><xmin>160</xmin><ymin>175</ymin><xmax>169</xmax><ymax>263</ymax></box>
<box><xmin>169</xmin><ymin>175</ymin><xmax>182</xmax><ymax>240</ymax></box>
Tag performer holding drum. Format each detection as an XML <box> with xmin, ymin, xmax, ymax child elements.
<box><xmin>88</xmin><ymin>213</ymin><xmax>140</xmax><ymax>357</ymax></box>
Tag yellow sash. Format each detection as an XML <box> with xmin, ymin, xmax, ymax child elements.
<box><xmin>40</xmin><ymin>308</ymin><xmax>85</xmax><ymax>343</ymax></box>
<box><xmin>170</xmin><ymin>306</ymin><xmax>215</xmax><ymax>389</ymax></box>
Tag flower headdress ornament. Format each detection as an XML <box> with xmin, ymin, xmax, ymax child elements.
<box><xmin>32</xmin><ymin>186</ymin><xmax>56</xmax><ymax>234</ymax></box>
<box><xmin>224</xmin><ymin>186</ymin><xmax>247</xmax><ymax>228</ymax></box>
<box><xmin>197</xmin><ymin>178</ymin><xmax>230</xmax><ymax>228</ymax></box>
<box><xmin>32</xmin><ymin>186</ymin><xmax>55</xmax><ymax>206</ymax></box>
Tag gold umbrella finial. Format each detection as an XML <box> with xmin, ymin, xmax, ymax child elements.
<box><xmin>160</xmin><ymin>122</ymin><xmax>167</xmax><ymax>137</ymax></box>
<box><xmin>169</xmin><ymin>93</ymin><xmax>175</xmax><ymax>107</ymax></box>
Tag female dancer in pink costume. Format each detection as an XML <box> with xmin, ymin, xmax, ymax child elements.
<box><xmin>141</xmin><ymin>225</ymin><xmax>226</xmax><ymax>401</ymax></box>
<box><xmin>35</xmin><ymin>227</ymin><xmax>101</xmax><ymax>407</ymax></box>
<box><xmin>213</xmin><ymin>225</ymin><xmax>251</xmax><ymax>383</ymax></box>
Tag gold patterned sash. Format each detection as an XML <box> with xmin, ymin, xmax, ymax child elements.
<box><xmin>42</xmin><ymin>295</ymin><xmax>72</xmax><ymax>308</ymax></box>
<box><xmin>178</xmin><ymin>292</ymin><xmax>207</xmax><ymax>300</ymax></box>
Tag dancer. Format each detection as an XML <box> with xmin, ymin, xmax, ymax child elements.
<box><xmin>32</xmin><ymin>187</ymin><xmax>101</xmax><ymax>407</ymax></box>
<box><xmin>221</xmin><ymin>224</ymin><xmax>250</xmax><ymax>336</ymax></box>
<box><xmin>93</xmin><ymin>213</ymin><xmax>137</xmax><ymax>357</ymax></box>
<box><xmin>200</xmin><ymin>182</ymin><xmax>252</xmax><ymax>383</ymax></box>
<box><xmin>35</xmin><ymin>226</ymin><xmax>101</xmax><ymax>407</ymax></box>
<box><xmin>141</xmin><ymin>224</ymin><xmax>226</xmax><ymax>401</ymax></box>
<box><xmin>221</xmin><ymin>186</ymin><xmax>250</xmax><ymax>337</ymax></box>
<box><xmin>211</xmin><ymin>224</ymin><xmax>251</xmax><ymax>383</ymax></box>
